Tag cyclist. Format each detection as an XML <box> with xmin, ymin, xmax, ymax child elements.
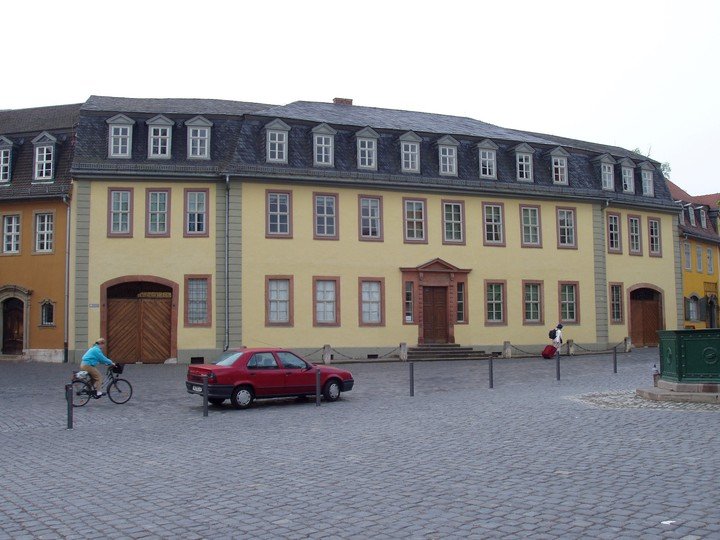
<box><xmin>80</xmin><ymin>338</ymin><xmax>116</xmax><ymax>397</ymax></box>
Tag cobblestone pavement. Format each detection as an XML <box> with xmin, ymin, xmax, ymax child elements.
<box><xmin>2</xmin><ymin>348</ymin><xmax>720</xmax><ymax>539</ymax></box>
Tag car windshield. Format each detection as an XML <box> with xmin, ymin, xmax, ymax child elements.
<box><xmin>214</xmin><ymin>352</ymin><xmax>243</xmax><ymax>366</ymax></box>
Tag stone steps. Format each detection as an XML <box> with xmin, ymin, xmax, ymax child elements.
<box><xmin>406</xmin><ymin>344</ymin><xmax>496</xmax><ymax>362</ymax></box>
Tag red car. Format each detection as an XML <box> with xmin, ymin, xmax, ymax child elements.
<box><xmin>185</xmin><ymin>348</ymin><xmax>354</xmax><ymax>409</ymax></box>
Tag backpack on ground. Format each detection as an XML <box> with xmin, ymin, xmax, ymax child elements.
<box><xmin>548</xmin><ymin>328</ymin><xmax>557</xmax><ymax>340</ymax></box>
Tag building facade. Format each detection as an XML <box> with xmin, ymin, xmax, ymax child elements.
<box><xmin>63</xmin><ymin>96</ymin><xmax>681</xmax><ymax>363</ymax></box>
<box><xmin>0</xmin><ymin>104</ymin><xmax>80</xmax><ymax>361</ymax></box>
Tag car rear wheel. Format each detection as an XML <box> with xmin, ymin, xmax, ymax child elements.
<box><xmin>323</xmin><ymin>379</ymin><xmax>341</xmax><ymax>402</ymax></box>
<box><xmin>230</xmin><ymin>386</ymin><xmax>254</xmax><ymax>409</ymax></box>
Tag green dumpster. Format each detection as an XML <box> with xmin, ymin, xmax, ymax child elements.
<box><xmin>658</xmin><ymin>329</ymin><xmax>720</xmax><ymax>383</ymax></box>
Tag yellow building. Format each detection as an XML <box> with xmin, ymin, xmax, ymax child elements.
<box><xmin>668</xmin><ymin>181</ymin><xmax>720</xmax><ymax>328</ymax></box>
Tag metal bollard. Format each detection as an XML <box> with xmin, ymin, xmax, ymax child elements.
<box><xmin>202</xmin><ymin>374</ymin><xmax>209</xmax><ymax>417</ymax></box>
<box><xmin>613</xmin><ymin>346</ymin><xmax>618</xmax><ymax>374</ymax></box>
<box><xmin>65</xmin><ymin>384</ymin><xmax>73</xmax><ymax>430</ymax></box>
<box><xmin>556</xmin><ymin>349</ymin><xmax>561</xmax><ymax>381</ymax></box>
<box><xmin>409</xmin><ymin>362</ymin><xmax>415</xmax><ymax>396</ymax></box>
<box><xmin>316</xmin><ymin>369</ymin><xmax>321</xmax><ymax>407</ymax></box>
<box><xmin>488</xmin><ymin>357</ymin><xmax>494</xmax><ymax>389</ymax></box>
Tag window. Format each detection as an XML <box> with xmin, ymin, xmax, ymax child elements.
<box><xmin>696</xmin><ymin>246</ymin><xmax>703</xmax><ymax>272</ymax></box>
<box><xmin>267</xmin><ymin>127</ymin><xmax>289</xmax><ymax>163</ymax></box>
<box><xmin>147</xmin><ymin>115</ymin><xmax>173</xmax><ymax>159</ymax></box>
<box><xmin>708</xmin><ymin>248</ymin><xmax>715</xmax><ymax>275</ymax></box>
<box><xmin>628</xmin><ymin>216</ymin><xmax>642</xmax><ymax>255</ymax></box>
<box><xmin>314</xmin><ymin>193</ymin><xmax>338</xmax><ymax>240</ymax></box>
<box><xmin>356</xmin><ymin>127</ymin><xmax>379</xmax><ymax>170</ymax></box>
<box><xmin>438</xmin><ymin>138</ymin><xmax>458</xmax><ymax>176</ymax></box>
<box><xmin>478</xmin><ymin>139</ymin><xmax>498</xmax><ymax>179</ymax></box>
<box><xmin>516</xmin><ymin>153</ymin><xmax>533</xmax><ymax>181</ymax></box>
<box><xmin>1</xmin><ymin>147</ymin><xmax>12</xmax><ymax>182</ymax></box>
<box><xmin>641</xmin><ymin>169</ymin><xmax>654</xmax><ymax>196</ymax></box>
<box><xmin>35</xmin><ymin>212</ymin><xmax>54</xmax><ymax>252</ymax></box>
<box><xmin>688</xmin><ymin>208</ymin><xmax>696</xmax><ymax>226</ymax></box>
<box><xmin>359</xmin><ymin>278</ymin><xmax>384</xmax><ymax>326</ymax></box>
<box><xmin>359</xmin><ymin>195</ymin><xmax>382</xmax><ymax>241</ymax></box>
<box><xmin>186</xmin><ymin>116</ymin><xmax>212</xmax><ymax>159</ymax></box>
<box><xmin>610</xmin><ymin>283</ymin><xmax>624</xmax><ymax>323</ymax></box>
<box><xmin>107</xmin><ymin>114</ymin><xmax>134</xmax><ymax>158</ymax></box>
<box><xmin>552</xmin><ymin>156</ymin><xmax>568</xmax><ymax>184</ymax></box>
<box><xmin>456</xmin><ymin>282</ymin><xmax>466</xmax><ymax>323</ymax></box>
<box><xmin>648</xmin><ymin>218</ymin><xmax>661</xmax><ymax>257</ymax></box>
<box><xmin>400</xmin><ymin>132</ymin><xmax>421</xmax><ymax>173</ymax></box>
<box><xmin>688</xmin><ymin>295</ymin><xmax>699</xmax><ymax>321</ymax></box>
<box><xmin>185</xmin><ymin>275</ymin><xmax>211</xmax><ymax>326</ymax></box>
<box><xmin>601</xmin><ymin>163</ymin><xmax>614</xmax><ymax>190</ymax></box>
<box><xmin>700</xmin><ymin>209</ymin><xmax>707</xmax><ymax>228</ymax></box>
<box><xmin>146</xmin><ymin>190</ymin><xmax>170</xmax><ymax>237</ymax></box>
<box><xmin>523</xmin><ymin>281</ymin><xmax>543</xmax><ymax>324</ymax></box>
<box><xmin>684</xmin><ymin>242</ymin><xmax>692</xmax><ymax>270</ymax></box>
<box><xmin>520</xmin><ymin>206</ymin><xmax>541</xmax><ymax>247</ymax></box>
<box><xmin>267</xmin><ymin>191</ymin><xmax>292</xmax><ymax>237</ymax></box>
<box><xmin>483</xmin><ymin>203</ymin><xmax>504</xmax><ymax>246</ymax></box>
<box><xmin>3</xmin><ymin>215</ymin><xmax>20</xmax><ymax>253</ymax></box>
<box><xmin>607</xmin><ymin>213</ymin><xmax>621</xmax><ymax>253</ymax></box>
<box><xmin>108</xmin><ymin>189</ymin><xmax>133</xmax><ymax>237</ymax></box>
<box><xmin>404</xmin><ymin>198</ymin><xmax>427</xmax><ymax>243</ymax></box>
<box><xmin>314</xmin><ymin>278</ymin><xmax>339</xmax><ymax>326</ymax></box>
<box><xmin>442</xmin><ymin>201</ymin><xmax>464</xmax><ymax>244</ymax></box>
<box><xmin>557</xmin><ymin>208</ymin><xmax>576</xmax><ymax>248</ymax></box>
<box><xmin>266</xmin><ymin>277</ymin><xmax>293</xmax><ymax>326</ymax></box>
<box><xmin>40</xmin><ymin>300</ymin><xmax>55</xmax><ymax>326</ymax></box>
<box><xmin>313</xmin><ymin>124</ymin><xmax>336</xmax><ymax>167</ymax></box>
<box><xmin>679</xmin><ymin>209</ymin><xmax>685</xmax><ymax>226</ymax></box>
<box><xmin>559</xmin><ymin>282</ymin><xmax>579</xmax><ymax>323</ymax></box>
<box><xmin>247</xmin><ymin>352</ymin><xmax>278</xmax><ymax>370</ymax></box>
<box><xmin>34</xmin><ymin>145</ymin><xmax>54</xmax><ymax>180</ymax></box>
<box><xmin>621</xmin><ymin>166</ymin><xmax>635</xmax><ymax>193</ymax></box>
<box><xmin>485</xmin><ymin>281</ymin><xmax>506</xmax><ymax>325</ymax></box>
<box><xmin>404</xmin><ymin>281</ymin><xmax>414</xmax><ymax>323</ymax></box>
<box><xmin>184</xmin><ymin>189</ymin><xmax>208</xmax><ymax>237</ymax></box>
<box><xmin>277</xmin><ymin>351</ymin><xmax>308</xmax><ymax>369</ymax></box>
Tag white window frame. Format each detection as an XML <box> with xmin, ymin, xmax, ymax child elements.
<box><xmin>601</xmin><ymin>163</ymin><xmax>614</xmax><ymax>190</ymax></box>
<box><xmin>360</xmin><ymin>280</ymin><xmax>383</xmax><ymax>325</ymax></box>
<box><xmin>552</xmin><ymin>156</ymin><xmax>568</xmax><ymax>185</ymax></box>
<box><xmin>688</xmin><ymin>296</ymin><xmax>699</xmax><ymax>321</ymax></box>
<box><xmin>607</xmin><ymin>213</ymin><xmax>621</xmax><ymax>253</ymax></box>
<box><xmin>1</xmin><ymin>147</ymin><xmax>12</xmax><ymax>182</ymax></box>
<box><xmin>40</xmin><ymin>300</ymin><xmax>55</xmax><ymax>326</ymax></box>
<box><xmin>688</xmin><ymin>208</ymin><xmax>696</xmax><ymax>226</ymax></box>
<box><xmin>641</xmin><ymin>169</ymin><xmax>654</xmax><ymax>196</ymax></box>
<box><xmin>315</xmin><ymin>279</ymin><xmax>337</xmax><ymax>325</ymax></box>
<box><xmin>479</xmin><ymin>149</ymin><xmax>496</xmax><ymax>179</ymax></box>
<box><xmin>110</xmin><ymin>190</ymin><xmax>132</xmax><ymax>235</ymax></box>
<box><xmin>521</xmin><ymin>206</ymin><xmax>541</xmax><ymax>247</ymax></box>
<box><xmin>357</xmin><ymin>138</ymin><xmax>377</xmax><ymax>170</ymax></box>
<box><xmin>700</xmin><ymin>209</ymin><xmax>707</xmax><ymax>228</ymax></box>
<box><xmin>648</xmin><ymin>218</ymin><xmax>661</xmax><ymax>256</ymax></box>
<box><xmin>107</xmin><ymin>115</ymin><xmax>134</xmax><ymax>158</ymax></box>
<box><xmin>557</xmin><ymin>208</ymin><xmax>576</xmax><ymax>248</ymax></box>
<box><xmin>523</xmin><ymin>282</ymin><xmax>542</xmax><ymax>323</ymax></box>
<box><xmin>402</xmin><ymin>141</ymin><xmax>420</xmax><ymax>173</ymax></box>
<box><xmin>147</xmin><ymin>190</ymin><xmax>169</xmax><ymax>236</ymax></box>
<box><xmin>359</xmin><ymin>196</ymin><xmax>382</xmax><ymax>240</ymax></box>
<box><xmin>622</xmin><ymin>166</ymin><xmax>635</xmax><ymax>193</ymax></box>
<box><xmin>516</xmin><ymin>153</ymin><xmax>533</xmax><ymax>182</ymax></box>
<box><xmin>35</xmin><ymin>212</ymin><xmax>54</xmax><ymax>253</ymax></box>
<box><xmin>708</xmin><ymin>248</ymin><xmax>715</xmax><ymax>275</ymax></box>
<box><xmin>3</xmin><ymin>214</ymin><xmax>20</xmax><ymax>253</ymax></box>
<box><xmin>314</xmin><ymin>134</ymin><xmax>334</xmax><ymax>167</ymax></box>
<box><xmin>267</xmin><ymin>130</ymin><xmax>288</xmax><ymax>163</ymax></box>
<box><xmin>483</xmin><ymin>203</ymin><xmax>504</xmax><ymax>245</ymax></box>
<box><xmin>314</xmin><ymin>194</ymin><xmax>337</xmax><ymax>239</ymax></box>
<box><xmin>696</xmin><ymin>246</ymin><xmax>704</xmax><ymax>272</ymax></box>
<box><xmin>628</xmin><ymin>216</ymin><xmax>642</xmax><ymax>255</ymax></box>
<box><xmin>684</xmin><ymin>242</ymin><xmax>692</xmax><ymax>270</ymax></box>
<box><xmin>185</xmin><ymin>190</ymin><xmax>208</xmax><ymax>235</ymax></box>
<box><xmin>405</xmin><ymin>281</ymin><xmax>414</xmax><ymax>323</ymax></box>
<box><xmin>268</xmin><ymin>278</ymin><xmax>291</xmax><ymax>324</ymax></box>
<box><xmin>147</xmin><ymin>116</ymin><xmax>173</xmax><ymax>159</ymax></box>
<box><xmin>486</xmin><ymin>282</ymin><xmax>505</xmax><ymax>324</ymax></box>
<box><xmin>186</xmin><ymin>277</ymin><xmax>210</xmax><ymax>326</ymax></box>
<box><xmin>267</xmin><ymin>191</ymin><xmax>291</xmax><ymax>237</ymax></box>
<box><xmin>443</xmin><ymin>201</ymin><xmax>463</xmax><ymax>243</ymax></box>
<box><xmin>560</xmin><ymin>283</ymin><xmax>578</xmax><ymax>323</ymax></box>
<box><xmin>439</xmin><ymin>145</ymin><xmax>457</xmax><ymax>176</ymax></box>
<box><xmin>34</xmin><ymin>145</ymin><xmax>54</xmax><ymax>181</ymax></box>
<box><xmin>186</xmin><ymin>116</ymin><xmax>212</xmax><ymax>160</ymax></box>
<box><xmin>404</xmin><ymin>199</ymin><xmax>426</xmax><ymax>242</ymax></box>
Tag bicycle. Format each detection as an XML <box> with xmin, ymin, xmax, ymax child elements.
<box><xmin>71</xmin><ymin>364</ymin><xmax>133</xmax><ymax>407</ymax></box>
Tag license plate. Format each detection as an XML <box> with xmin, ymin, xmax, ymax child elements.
<box><xmin>192</xmin><ymin>385</ymin><xmax>203</xmax><ymax>392</ymax></box>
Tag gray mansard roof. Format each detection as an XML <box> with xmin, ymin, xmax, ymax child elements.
<box><xmin>0</xmin><ymin>103</ymin><xmax>80</xmax><ymax>200</ymax></box>
<box><xmin>68</xmin><ymin>96</ymin><xmax>677</xmax><ymax>211</ymax></box>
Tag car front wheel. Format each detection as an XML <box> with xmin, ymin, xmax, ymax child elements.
<box><xmin>230</xmin><ymin>385</ymin><xmax>254</xmax><ymax>409</ymax></box>
<box><xmin>323</xmin><ymin>379</ymin><xmax>341</xmax><ymax>402</ymax></box>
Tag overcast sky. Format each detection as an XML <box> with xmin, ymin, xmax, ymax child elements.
<box><xmin>5</xmin><ymin>0</ymin><xmax>718</xmax><ymax>196</ymax></box>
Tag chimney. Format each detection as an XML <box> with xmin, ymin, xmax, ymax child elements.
<box><xmin>333</xmin><ymin>97</ymin><xmax>353</xmax><ymax>106</ymax></box>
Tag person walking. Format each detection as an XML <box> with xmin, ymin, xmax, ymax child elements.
<box><xmin>552</xmin><ymin>323</ymin><xmax>563</xmax><ymax>351</ymax></box>
<box><xmin>80</xmin><ymin>338</ymin><xmax>115</xmax><ymax>397</ymax></box>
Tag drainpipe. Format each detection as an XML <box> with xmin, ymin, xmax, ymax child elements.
<box><xmin>63</xmin><ymin>194</ymin><xmax>71</xmax><ymax>363</ymax></box>
<box><xmin>224</xmin><ymin>174</ymin><xmax>230</xmax><ymax>351</ymax></box>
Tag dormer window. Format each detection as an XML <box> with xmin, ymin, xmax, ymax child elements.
<box><xmin>679</xmin><ymin>208</ymin><xmax>685</xmax><ymax>225</ymax></box>
<box><xmin>437</xmin><ymin>136</ymin><xmax>458</xmax><ymax>176</ymax></box>
<box><xmin>513</xmin><ymin>143</ymin><xmax>535</xmax><ymax>182</ymax></box>
<box><xmin>640</xmin><ymin>162</ymin><xmax>654</xmax><ymax>196</ymax></box>
<box><xmin>594</xmin><ymin>154</ymin><xmax>616</xmax><ymax>190</ymax></box>
<box><xmin>700</xmin><ymin>209</ymin><xmax>707</xmax><ymax>228</ymax></box>
<box><xmin>0</xmin><ymin>136</ymin><xmax>12</xmax><ymax>183</ymax></box>
<box><xmin>186</xmin><ymin>116</ymin><xmax>213</xmax><ymax>160</ymax></box>
<box><xmin>550</xmin><ymin>147</ymin><xmax>570</xmax><ymax>185</ymax></box>
<box><xmin>356</xmin><ymin>127</ymin><xmax>379</xmax><ymax>171</ymax></box>
<box><xmin>477</xmin><ymin>139</ymin><xmax>498</xmax><ymax>179</ymax></box>
<box><xmin>106</xmin><ymin>114</ymin><xmax>134</xmax><ymax>158</ymax></box>
<box><xmin>313</xmin><ymin>123</ymin><xmax>336</xmax><ymax>167</ymax></box>
<box><xmin>265</xmin><ymin>119</ymin><xmax>290</xmax><ymax>164</ymax></box>
<box><xmin>32</xmin><ymin>132</ymin><xmax>56</xmax><ymax>181</ymax></box>
<box><xmin>400</xmin><ymin>132</ymin><xmax>421</xmax><ymax>173</ymax></box>
<box><xmin>688</xmin><ymin>206</ymin><xmax>696</xmax><ymax>226</ymax></box>
<box><xmin>146</xmin><ymin>115</ymin><xmax>173</xmax><ymax>159</ymax></box>
<box><xmin>620</xmin><ymin>159</ymin><xmax>635</xmax><ymax>193</ymax></box>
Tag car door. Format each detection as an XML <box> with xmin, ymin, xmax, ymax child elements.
<box><xmin>276</xmin><ymin>351</ymin><xmax>316</xmax><ymax>395</ymax></box>
<box><xmin>245</xmin><ymin>352</ymin><xmax>284</xmax><ymax>396</ymax></box>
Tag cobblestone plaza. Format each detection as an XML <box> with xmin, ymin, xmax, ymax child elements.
<box><xmin>2</xmin><ymin>349</ymin><xmax>719</xmax><ymax>539</ymax></box>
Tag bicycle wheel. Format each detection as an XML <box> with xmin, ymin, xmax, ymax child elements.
<box><xmin>107</xmin><ymin>378</ymin><xmax>133</xmax><ymax>404</ymax></box>
<box><xmin>71</xmin><ymin>380</ymin><xmax>92</xmax><ymax>407</ymax></box>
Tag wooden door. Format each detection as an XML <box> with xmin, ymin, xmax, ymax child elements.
<box><xmin>630</xmin><ymin>290</ymin><xmax>661</xmax><ymax>347</ymax></box>
<box><xmin>107</xmin><ymin>298</ymin><xmax>171</xmax><ymax>363</ymax></box>
<box><xmin>423</xmin><ymin>287</ymin><xmax>448</xmax><ymax>343</ymax></box>
<box><xmin>2</xmin><ymin>298</ymin><xmax>23</xmax><ymax>354</ymax></box>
